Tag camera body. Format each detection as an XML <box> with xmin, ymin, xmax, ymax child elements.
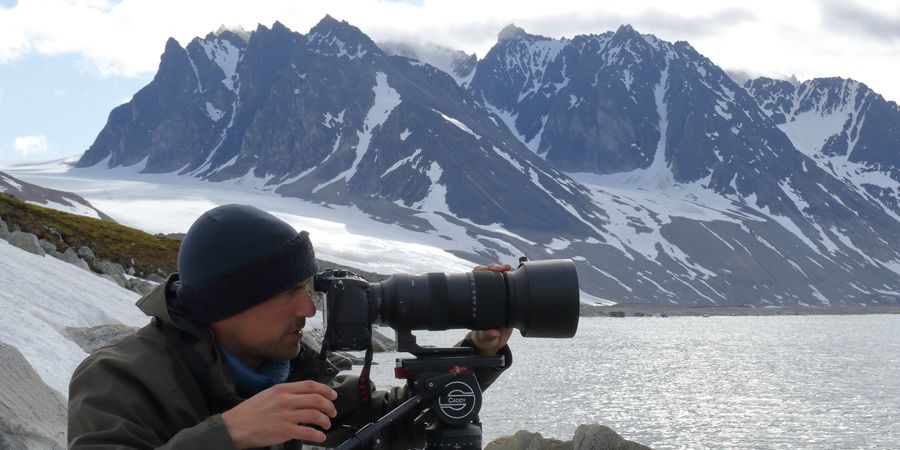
<box><xmin>313</xmin><ymin>269</ymin><xmax>375</xmax><ymax>351</ymax></box>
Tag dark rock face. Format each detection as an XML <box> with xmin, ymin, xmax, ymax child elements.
<box><xmin>75</xmin><ymin>18</ymin><xmax>900</xmax><ymax>307</ymax></box>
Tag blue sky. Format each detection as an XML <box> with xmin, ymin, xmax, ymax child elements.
<box><xmin>1</xmin><ymin>0</ymin><xmax>899</xmax><ymax>163</ymax></box>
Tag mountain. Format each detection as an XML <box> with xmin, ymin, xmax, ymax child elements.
<box><xmin>745</xmin><ymin>76</ymin><xmax>900</xmax><ymax>218</ymax></box>
<box><xmin>74</xmin><ymin>18</ymin><xmax>900</xmax><ymax>307</ymax></box>
<box><xmin>0</xmin><ymin>171</ymin><xmax>112</xmax><ymax>221</ymax></box>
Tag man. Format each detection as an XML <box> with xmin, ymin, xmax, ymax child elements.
<box><xmin>68</xmin><ymin>204</ymin><xmax>512</xmax><ymax>449</ymax></box>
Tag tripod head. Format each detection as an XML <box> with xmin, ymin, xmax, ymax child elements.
<box><xmin>334</xmin><ymin>331</ymin><xmax>505</xmax><ymax>450</ymax></box>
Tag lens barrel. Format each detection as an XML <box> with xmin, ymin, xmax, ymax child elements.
<box><xmin>370</xmin><ymin>259</ymin><xmax>579</xmax><ymax>338</ymax></box>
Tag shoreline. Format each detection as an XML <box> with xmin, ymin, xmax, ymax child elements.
<box><xmin>580</xmin><ymin>303</ymin><xmax>900</xmax><ymax>317</ymax></box>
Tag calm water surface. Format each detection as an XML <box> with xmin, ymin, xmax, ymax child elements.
<box><xmin>364</xmin><ymin>315</ymin><xmax>900</xmax><ymax>449</ymax></box>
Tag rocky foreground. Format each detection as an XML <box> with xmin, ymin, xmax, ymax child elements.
<box><xmin>486</xmin><ymin>426</ymin><xmax>651</xmax><ymax>450</ymax></box>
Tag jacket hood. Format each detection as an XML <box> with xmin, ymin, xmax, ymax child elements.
<box><xmin>136</xmin><ymin>273</ymin><xmax>193</xmax><ymax>331</ymax></box>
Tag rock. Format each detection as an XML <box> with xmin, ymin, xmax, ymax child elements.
<box><xmin>128</xmin><ymin>278</ymin><xmax>157</xmax><ymax>296</ymax></box>
<box><xmin>0</xmin><ymin>217</ymin><xmax>9</xmax><ymax>239</ymax></box>
<box><xmin>485</xmin><ymin>430</ymin><xmax>572</xmax><ymax>450</ymax></box>
<box><xmin>38</xmin><ymin>239</ymin><xmax>57</xmax><ymax>254</ymax></box>
<box><xmin>7</xmin><ymin>231</ymin><xmax>45</xmax><ymax>256</ymax></box>
<box><xmin>61</xmin><ymin>248</ymin><xmax>91</xmax><ymax>271</ymax></box>
<box><xmin>609</xmin><ymin>311</ymin><xmax>626</xmax><ymax>318</ymax></box>
<box><xmin>372</xmin><ymin>327</ymin><xmax>397</xmax><ymax>352</ymax></box>
<box><xmin>147</xmin><ymin>273</ymin><xmax>167</xmax><ymax>283</ymax></box>
<box><xmin>77</xmin><ymin>246</ymin><xmax>95</xmax><ymax>262</ymax></box>
<box><xmin>62</xmin><ymin>325</ymin><xmax>138</xmax><ymax>354</ymax></box>
<box><xmin>48</xmin><ymin>249</ymin><xmax>65</xmax><ymax>261</ymax></box>
<box><xmin>94</xmin><ymin>259</ymin><xmax>125</xmax><ymax>276</ymax></box>
<box><xmin>100</xmin><ymin>274</ymin><xmax>131</xmax><ymax>290</ymax></box>
<box><xmin>486</xmin><ymin>425</ymin><xmax>652</xmax><ymax>450</ymax></box>
<box><xmin>0</xmin><ymin>341</ymin><xmax>67</xmax><ymax>449</ymax></box>
<box><xmin>572</xmin><ymin>424</ymin><xmax>652</xmax><ymax>450</ymax></box>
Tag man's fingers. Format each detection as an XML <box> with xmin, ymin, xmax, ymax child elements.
<box><xmin>473</xmin><ymin>264</ymin><xmax>512</xmax><ymax>272</ymax></box>
<box><xmin>277</xmin><ymin>380</ymin><xmax>338</xmax><ymax>400</ymax></box>
<box><xmin>287</xmin><ymin>409</ymin><xmax>333</xmax><ymax>430</ymax></box>
<box><xmin>289</xmin><ymin>425</ymin><xmax>328</xmax><ymax>443</ymax></box>
<box><xmin>287</xmin><ymin>394</ymin><xmax>337</xmax><ymax>418</ymax></box>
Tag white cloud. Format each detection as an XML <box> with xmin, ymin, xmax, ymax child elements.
<box><xmin>12</xmin><ymin>134</ymin><xmax>49</xmax><ymax>156</ymax></box>
<box><xmin>1</xmin><ymin>0</ymin><xmax>900</xmax><ymax>101</ymax></box>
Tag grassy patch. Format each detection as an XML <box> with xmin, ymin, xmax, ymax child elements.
<box><xmin>0</xmin><ymin>194</ymin><xmax>178</xmax><ymax>276</ymax></box>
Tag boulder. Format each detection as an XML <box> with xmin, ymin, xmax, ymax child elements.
<box><xmin>486</xmin><ymin>425</ymin><xmax>652</xmax><ymax>450</ymax></box>
<box><xmin>62</xmin><ymin>248</ymin><xmax>91</xmax><ymax>271</ymax></box>
<box><xmin>94</xmin><ymin>260</ymin><xmax>125</xmax><ymax>276</ymax></box>
<box><xmin>147</xmin><ymin>273</ymin><xmax>167</xmax><ymax>283</ymax></box>
<box><xmin>62</xmin><ymin>325</ymin><xmax>138</xmax><ymax>354</ymax></box>
<box><xmin>372</xmin><ymin>327</ymin><xmax>397</xmax><ymax>352</ymax></box>
<box><xmin>100</xmin><ymin>274</ymin><xmax>131</xmax><ymax>290</ymax></box>
<box><xmin>77</xmin><ymin>246</ymin><xmax>95</xmax><ymax>262</ymax></box>
<box><xmin>485</xmin><ymin>430</ymin><xmax>572</xmax><ymax>450</ymax></box>
<box><xmin>0</xmin><ymin>341</ymin><xmax>66</xmax><ymax>449</ymax></box>
<box><xmin>0</xmin><ymin>217</ymin><xmax>9</xmax><ymax>239</ymax></box>
<box><xmin>128</xmin><ymin>278</ymin><xmax>157</xmax><ymax>296</ymax></box>
<box><xmin>7</xmin><ymin>231</ymin><xmax>45</xmax><ymax>256</ymax></box>
<box><xmin>38</xmin><ymin>239</ymin><xmax>57</xmax><ymax>254</ymax></box>
<box><xmin>572</xmin><ymin>424</ymin><xmax>652</xmax><ymax>450</ymax></box>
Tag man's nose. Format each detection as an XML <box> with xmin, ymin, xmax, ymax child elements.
<box><xmin>295</xmin><ymin>293</ymin><xmax>316</xmax><ymax>317</ymax></box>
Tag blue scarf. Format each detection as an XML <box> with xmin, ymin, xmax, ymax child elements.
<box><xmin>218</xmin><ymin>345</ymin><xmax>290</xmax><ymax>398</ymax></box>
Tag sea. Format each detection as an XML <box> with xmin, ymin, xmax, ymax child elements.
<box><xmin>363</xmin><ymin>315</ymin><xmax>900</xmax><ymax>449</ymax></box>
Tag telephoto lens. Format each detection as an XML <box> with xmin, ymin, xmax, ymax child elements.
<box><xmin>371</xmin><ymin>259</ymin><xmax>580</xmax><ymax>337</ymax></box>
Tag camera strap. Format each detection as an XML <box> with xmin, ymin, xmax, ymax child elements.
<box><xmin>357</xmin><ymin>340</ymin><xmax>374</xmax><ymax>403</ymax></box>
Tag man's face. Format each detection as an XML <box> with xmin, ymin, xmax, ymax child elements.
<box><xmin>210</xmin><ymin>276</ymin><xmax>316</xmax><ymax>369</ymax></box>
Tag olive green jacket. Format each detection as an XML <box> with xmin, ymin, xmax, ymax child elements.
<box><xmin>68</xmin><ymin>275</ymin><xmax>511</xmax><ymax>449</ymax></box>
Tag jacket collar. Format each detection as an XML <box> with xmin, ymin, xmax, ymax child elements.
<box><xmin>136</xmin><ymin>272</ymin><xmax>180</xmax><ymax>324</ymax></box>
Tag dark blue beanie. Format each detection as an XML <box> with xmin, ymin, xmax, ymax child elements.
<box><xmin>176</xmin><ymin>204</ymin><xmax>318</xmax><ymax>323</ymax></box>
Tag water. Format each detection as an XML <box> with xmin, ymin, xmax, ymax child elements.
<box><xmin>361</xmin><ymin>315</ymin><xmax>900</xmax><ymax>449</ymax></box>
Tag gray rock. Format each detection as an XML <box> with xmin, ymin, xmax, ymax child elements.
<box><xmin>7</xmin><ymin>231</ymin><xmax>45</xmax><ymax>256</ymax></box>
<box><xmin>0</xmin><ymin>341</ymin><xmax>66</xmax><ymax>450</ymax></box>
<box><xmin>62</xmin><ymin>325</ymin><xmax>138</xmax><ymax>354</ymax></box>
<box><xmin>572</xmin><ymin>424</ymin><xmax>653</xmax><ymax>450</ymax></box>
<box><xmin>147</xmin><ymin>273</ymin><xmax>166</xmax><ymax>283</ymax></box>
<box><xmin>61</xmin><ymin>249</ymin><xmax>91</xmax><ymax>272</ymax></box>
<box><xmin>100</xmin><ymin>274</ymin><xmax>131</xmax><ymax>290</ymax></box>
<box><xmin>38</xmin><ymin>239</ymin><xmax>57</xmax><ymax>254</ymax></box>
<box><xmin>486</xmin><ymin>430</ymin><xmax>572</xmax><ymax>450</ymax></box>
<box><xmin>94</xmin><ymin>260</ymin><xmax>125</xmax><ymax>276</ymax></box>
<box><xmin>77</xmin><ymin>246</ymin><xmax>95</xmax><ymax>262</ymax></box>
<box><xmin>486</xmin><ymin>425</ymin><xmax>652</xmax><ymax>450</ymax></box>
<box><xmin>0</xmin><ymin>216</ymin><xmax>8</xmax><ymax>238</ymax></box>
<box><xmin>128</xmin><ymin>278</ymin><xmax>157</xmax><ymax>296</ymax></box>
<box><xmin>372</xmin><ymin>327</ymin><xmax>397</xmax><ymax>352</ymax></box>
<box><xmin>48</xmin><ymin>249</ymin><xmax>65</xmax><ymax>261</ymax></box>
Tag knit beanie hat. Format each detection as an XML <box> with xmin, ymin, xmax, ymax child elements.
<box><xmin>175</xmin><ymin>204</ymin><xmax>318</xmax><ymax>323</ymax></box>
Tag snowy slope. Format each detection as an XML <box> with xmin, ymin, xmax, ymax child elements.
<box><xmin>0</xmin><ymin>239</ymin><xmax>148</xmax><ymax>397</ymax></box>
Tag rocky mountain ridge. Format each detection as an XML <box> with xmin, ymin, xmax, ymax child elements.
<box><xmin>73</xmin><ymin>17</ymin><xmax>900</xmax><ymax>307</ymax></box>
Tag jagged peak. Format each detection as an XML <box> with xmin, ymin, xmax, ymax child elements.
<box><xmin>498</xmin><ymin>23</ymin><xmax>528</xmax><ymax>42</ymax></box>
<box><xmin>213</xmin><ymin>25</ymin><xmax>251</xmax><ymax>42</ymax></box>
<box><xmin>310</xmin><ymin>14</ymin><xmax>364</xmax><ymax>37</ymax></box>
<box><xmin>163</xmin><ymin>37</ymin><xmax>184</xmax><ymax>53</ymax></box>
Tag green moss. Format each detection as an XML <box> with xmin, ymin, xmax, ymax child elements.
<box><xmin>0</xmin><ymin>194</ymin><xmax>178</xmax><ymax>276</ymax></box>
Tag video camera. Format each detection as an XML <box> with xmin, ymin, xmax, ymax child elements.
<box><xmin>313</xmin><ymin>258</ymin><xmax>581</xmax><ymax>450</ymax></box>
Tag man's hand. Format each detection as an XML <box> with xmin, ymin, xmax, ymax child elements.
<box><xmin>221</xmin><ymin>380</ymin><xmax>338</xmax><ymax>449</ymax></box>
<box><xmin>470</xmin><ymin>264</ymin><xmax>514</xmax><ymax>356</ymax></box>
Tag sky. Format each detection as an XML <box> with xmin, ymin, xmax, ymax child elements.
<box><xmin>1</xmin><ymin>0</ymin><xmax>899</xmax><ymax>163</ymax></box>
